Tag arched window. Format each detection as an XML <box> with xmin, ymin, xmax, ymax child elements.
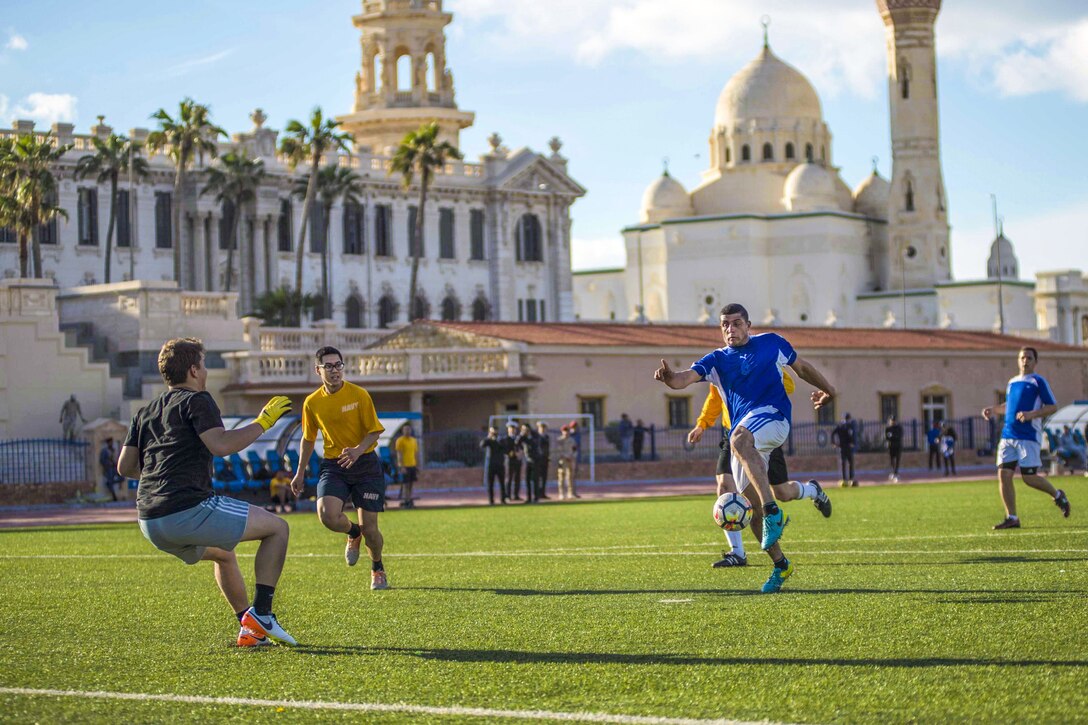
<box><xmin>516</xmin><ymin>213</ymin><xmax>543</xmax><ymax>262</ymax></box>
<box><xmin>396</xmin><ymin>53</ymin><xmax>412</xmax><ymax>91</ymax></box>
<box><xmin>411</xmin><ymin>294</ymin><xmax>430</xmax><ymax>321</ymax></box>
<box><xmin>378</xmin><ymin>295</ymin><xmax>397</xmax><ymax>329</ymax></box>
<box><xmin>741</xmin><ymin>144</ymin><xmax>751</xmax><ymax>162</ymax></box>
<box><xmin>762</xmin><ymin>142</ymin><xmax>774</xmax><ymax>161</ymax></box>
<box><xmin>820</xmin><ymin>145</ymin><xmax>826</xmax><ymax>162</ymax></box>
<box><xmin>472</xmin><ymin>297</ymin><xmax>489</xmax><ymax>321</ymax></box>
<box><xmin>440</xmin><ymin>296</ymin><xmax>460</xmax><ymax>321</ymax></box>
<box><xmin>785</xmin><ymin>142</ymin><xmax>795</xmax><ymax>160</ymax></box>
<box><xmin>425</xmin><ymin>51</ymin><xmax>437</xmax><ymax>92</ymax></box>
<box><xmin>905</xmin><ymin>180</ymin><xmax>915</xmax><ymax>212</ymax></box>
<box><xmin>805</xmin><ymin>143</ymin><xmax>814</xmax><ymax>162</ymax></box>
<box><xmin>345</xmin><ymin>295</ymin><xmax>363</xmax><ymax>328</ymax></box>
<box><xmin>371</xmin><ymin>52</ymin><xmax>381</xmax><ymax>93</ymax></box>
<box><xmin>310</xmin><ymin>294</ymin><xmax>326</xmax><ymax>322</ymax></box>
<box><xmin>899</xmin><ymin>58</ymin><xmax>911</xmax><ymax>99</ymax></box>
<box><xmin>725</xmin><ymin>146</ymin><xmax>731</xmax><ymax>164</ymax></box>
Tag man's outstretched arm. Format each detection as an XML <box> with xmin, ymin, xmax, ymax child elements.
<box><xmin>654</xmin><ymin>359</ymin><xmax>702</xmax><ymax>390</ymax></box>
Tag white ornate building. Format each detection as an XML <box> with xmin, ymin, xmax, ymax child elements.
<box><xmin>572</xmin><ymin>0</ymin><xmax>1085</xmax><ymax>345</ymax></box>
<box><xmin>0</xmin><ymin>0</ymin><xmax>584</xmax><ymax>328</ymax></box>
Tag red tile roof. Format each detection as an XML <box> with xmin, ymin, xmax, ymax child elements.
<box><xmin>431</xmin><ymin>321</ymin><xmax>1085</xmax><ymax>353</ymax></box>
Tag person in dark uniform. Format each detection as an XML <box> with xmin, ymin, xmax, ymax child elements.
<box><xmin>633</xmin><ymin>419</ymin><xmax>648</xmax><ymax>461</ymax></box>
<box><xmin>926</xmin><ymin>422</ymin><xmax>941</xmax><ymax>470</ymax></box>
<box><xmin>516</xmin><ymin>423</ymin><xmax>539</xmax><ymax>503</ymax></box>
<box><xmin>534</xmin><ymin>421</ymin><xmax>551</xmax><ymax>500</ymax></box>
<box><xmin>884</xmin><ymin>415</ymin><xmax>903</xmax><ymax>482</ymax></box>
<box><xmin>832</xmin><ymin>413</ymin><xmax>858</xmax><ymax>487</ymax></box>
<box><xmin>479</xmin><ymin>426</ymin><xmax>508</xmax><ymax>505</ymax></box>
<box><xmin>503</xmin><ymin>422</ymin><xmax>523</xmax><ymax>500</ymax></box>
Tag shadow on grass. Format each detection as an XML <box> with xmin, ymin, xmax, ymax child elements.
<box><xmin>398</xmin><ymin>585</ymin><xmax>1088</xmax><ymax>598</ymax></box>
<box><xmin>294</xmin><ymin>644</ymin><xmax>1088</xmax><ymax>668</ymax></box>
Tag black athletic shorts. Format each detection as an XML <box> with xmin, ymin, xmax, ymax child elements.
<box><xmin>716</xmin><ymin>438</ymin><xmax>788</xmax><ymax>485</ymax></box>
<box><xmin>318</xmin><ymin>452</ymin><xmax>386</xmax><ymax>512</ymax></box>
<box><xmin>402</xmin><ymin>466</ymin><xmax>418</xmax><ymax>483</ymax></box>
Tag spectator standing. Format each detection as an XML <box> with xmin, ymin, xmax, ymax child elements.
<box><xmin>479</xmin><ymin>427</ymin><xmax>508</xmax><ymax>505</ymax></box>
<box><xmin>555</xmin><ymin>426</ymin><xmax>577</xmax><ymax>500</ymax></box>
<box><xmin>534</xmin><ymin>422</ymin><xmax>551</xmax><ymax>500</ymax></box>
<box><xmin>926</xmin><ymin>422</ymin><xmax>941</xmax><ymax>470</ymax></box>
<box><xmin>633</xmin><ymin>419</ymin><xmax>648</xmax><ymax>461</ymax></box>
<box><xmin>504</xmin><ymin>422</ymin><xmax>523</xmax><ymax>500</ymax></box>
<box><xmin>568</xmin><ymin>419</ymin><xmax>583</xmax><ymax>466</ymax></box>
<box><xmin>831</xmin><ymin>413</ymin><xmax>858</xmax><ymax>487</ymax></box>
<box><xmin>394</xmin><ymin>424</ymin><xmax>419</xmax><ymax>509</ymax></box>
<box><xmin>99</xmin><ymin>437</ymin><xmax>121</xmax><ymax>501</ymax></box>
<box><xmin>59</xmin><ymin>394</ymin><xmax>86</xmax><ymax>441</ymax></box>
<box><xmin>269</xmin><ymin>469</ymin><xmax>294</xmax><ymax>513</ymax></box>
<box><xmin>516</xmin><ymin>423</ymin><xmax>540</xmax><ymax>503</ymax></box>
<box><xmin>941</xmin><ymin>423</ymin><xmax>957</xmax><ymax>476</ymax></box>
<box><xmin>884</xmin><ymin>416</ymin><xmax>903</xmax><ymax>483</ymax></box>
<box><xmin>618</xmin><ymin>413</ymin><xmax>634</xmax><ymax>460</ymax></box>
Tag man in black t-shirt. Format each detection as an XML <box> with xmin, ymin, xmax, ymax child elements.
<box><xmin>118</xmin><ymin>337</ymin><xmax>296</xmax><ymax>648</ymax></box>
<box><xmin>479</xmin><ymin>427</ymin><xmax>508</xmax><ymax>505</ymax></box>
<box><xmin>831</xmin><ymin>413</ymin><xmax>858</xmax><ymax>487</ymax></box>
<box><xmin>884</xmin><ymin>415</ymin><xmax>904</xmax><ymax>482</ymax></box>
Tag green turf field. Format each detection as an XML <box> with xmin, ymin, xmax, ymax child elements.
<box><xmin>1</xmin><ymin>477</ymin><xmax>1086</xmax><ymax>724</ymax></box>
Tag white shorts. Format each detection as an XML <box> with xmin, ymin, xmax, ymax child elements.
<box><xmin>730</xmin><ymin>407</ymin><xmax>790</xmax><ymax>492</ymax></box>
<box><xmin>996</xmin><ymin>439</ymin><xmax>1042</xmax><ymax>470</ymax></box>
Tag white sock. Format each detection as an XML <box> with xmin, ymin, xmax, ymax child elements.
<box><xmin>1008</xmin><ymin>514</ymin><xmax>1019</xmax><ymax>521</ymax></box>
<box><xmin>726</xmin><ymin>530</ymin><xmax>745</xmax><ymax>557</ymax></box>
<box><xmin>796</xmin><ymin>480</ymin><xmax>818</xmax><ymax>500</ymax></box>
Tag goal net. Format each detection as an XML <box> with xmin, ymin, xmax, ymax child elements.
<box><xmin>487</xmin><ymin>413</ymin><xmax>596</xmax><ymax>483</ymax></box>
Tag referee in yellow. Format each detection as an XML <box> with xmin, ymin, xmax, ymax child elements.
<box><xmin>290</xmin><ymin>346</ymin><xmax>389</xmax><ymax>590</ymax></box>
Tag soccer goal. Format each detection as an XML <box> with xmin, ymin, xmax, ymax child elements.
<box><xmin>487</xmin><ymin>413</ymin><xmax>596</xmax><ymax>483</ymax></box>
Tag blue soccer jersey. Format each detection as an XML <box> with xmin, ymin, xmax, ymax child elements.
<box><xmin>691</xmin><ymin>333</ymin><xmax>797</xmax><ymax>426</ymax></box>
<box><xmin>1002</xmin><ymin>373</ymin><xmax>1056</xmax><ymax>442</ymax></box>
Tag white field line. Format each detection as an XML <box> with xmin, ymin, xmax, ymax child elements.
<box><xmin>0</xmin><ymin>686</ymin><xmax>786</xmax><ymax>725</ymax></box>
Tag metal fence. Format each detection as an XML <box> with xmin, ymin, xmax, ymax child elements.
<box><xmin>0</xmin><ymin>439</ymin><xmax>90</xmax><ymax>484</ymax></box>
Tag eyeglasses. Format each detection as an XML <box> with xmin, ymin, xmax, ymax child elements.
<box><xmin>319</xmin><ymin>362</ymin><xmax>345</xmax><ymax>372</ymax></box>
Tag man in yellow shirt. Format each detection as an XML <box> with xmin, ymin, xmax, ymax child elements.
<box><xmin>689</xmin><ymin>372</ymin><xmax>831</xmax><ymax>569</ymax></box>
<box><xmin>394</xmin><ymin>424</ymin><xmax>419</xmax><ymax>509</ymax></box>
<box><xmin>290</xmin><ymin>346</ymin><xmax>389</xmax><ymax>590</ymax></box>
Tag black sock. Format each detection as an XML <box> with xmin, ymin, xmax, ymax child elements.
<box><xmin>372</xmin><ymin>559</ymin><xmax>384</xmax><ymax>572</ymax></box>
<box><xmin>253</xmin><ymin>584</ymin><xmax>275</xmax><ymax>616</ymax></box>
<box><xmin>763</xmin><ymin>502</ymin><xmax>780</xmax><ymax>516</ymax></box>
<box><xmin>348</xmin><ymin>523</ymin><xmax>361</xmax><ymax>539</ymax></box>
<box><xmin>236</xmin><ymin>610</ymin><xmax>246</xmax><ymax>623</ymax></box>
<box><xmin>773</xmin><ymin>557</ymin><xmax>790</xmax><ymax>570</ymax></box>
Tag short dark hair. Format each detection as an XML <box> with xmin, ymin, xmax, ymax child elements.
<box><xmin>719</xmin><ymin>303</ymin><xmax>750</xmax><ymax>322</ymax></box>
<box><xmin>1020</xmin><ymin>346</ymin><xmax>1038</xmax><ymax>361</ymax></box>
<box><xmin>158</xmin><ymin>337</ymin><xmax>205</xmax><ymax>386</ymax></box>
<box><xmin>315</xmin><ymin>346</ymin><xmax>343</xmax><ymax>363</ymax></box>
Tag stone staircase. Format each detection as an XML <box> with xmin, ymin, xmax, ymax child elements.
<box><xmin>60</xmin><ymin>321</ymin><xmax>144</xmax><ymax>399</ymax></box>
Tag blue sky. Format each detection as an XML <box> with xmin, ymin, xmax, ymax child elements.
<box><xmin>3</xmin><ymin>0</ymin><xmax>1086</xmax><ymax>282</ymax></box>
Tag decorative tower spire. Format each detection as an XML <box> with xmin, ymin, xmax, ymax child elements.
<box><xmin>877</xmin><ymin>0</ymin><xmax>950</xmax><ymax>290</ymax></box>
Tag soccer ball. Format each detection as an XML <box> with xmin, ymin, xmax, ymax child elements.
<box><xmin>713</xmin><ymin>492</ymin><xmax>752</xmax><ymax>531</ymax></box>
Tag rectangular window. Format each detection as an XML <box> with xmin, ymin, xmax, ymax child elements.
<box><xmin>407</xmin><ymin>205</ymin><xmax>420</xmax><ymax>256</ymax></box>
<box><xmin>667</xmin><ymin>396</ymin><xmax>691</xmax><ymax>428</ymax></box>
<box><xmin>525</xmin><ymin>299</ymin><xmax>538</xmax><ymax>323</ymax></box>
<box><xmin>579</xmin><ymin>396</ymin><xmax>605</xmax><ymax>429</ymax></box>
<box><xmin>38</xmin><ymin>190</ymin><xmax>59</xmax><ymax>245</ymax></box>
<box><xmin>309</xmin><ymin>205</ymin><xmax>326</xmax><ymax>253</ymax></box>
<box><xmin>817</xmin><ymin>399</ymin><xmax>836</xmax><ymax>425</ymax></box>
<box><xmin>154</xmin><ymin>192</ymin><xmax>172</xmax><ymax>248</ymax></box>
<box><xmin>517</xmin><ymin>299</ymin><xmax>524</xmax><ymax>322</ymax></box>
<box><xmin>219</xmin><ymin>200</ymin><xmax>236</xmax><ymax>250</ymax></box>
<box><xmin>343</xmin><ymin>201</ymin><xmax>364</xmax><ymax>255</ymax></box>
<box><xmin>879</xmin><ymin>393</ymin><xmax>899</xmax><ymax>422</ymax></box>
<box><xmin>470</xmin><ymin>208</ymin><xmax>485</xmax><ymax>260</ymax></box>
<box><xmin>539</xmin><ymin>299</ymin><xmax>546</xmax><ymax>322</ymax></box>
<box><xmin>375</xmin><ymin>204</ymin><xmax>392</xmax><ymax>256</ymax></box>
<box><xmin>0</xmin><ymin>225</ymin><xmax>15</xmax><ymax>243</ymax></box>
<box><xmin>439</xmin><ymin>207</ymin><xmax>455</xmax><ymax>259</ymax></box>
<box><xmin>277</xmin><ymin>199</ymin><xmax>293</xmax><ymax>252</ymax></box>
<box><xmin>921</xmin><ymin>393</ymin><xmax>949</xmax><ymax>430</ymax></box>
<box><xmin>116</xmin><ymin>190</ymin><xmax>132</xmax><ymax>247</ymax></box>
<box><xmin>78</xmin><ymin>188</ymin><xmax>99</xmax><ymax>246</ymax></box>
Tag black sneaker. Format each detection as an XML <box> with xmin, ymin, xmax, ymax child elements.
<box><xmin>1055</xmin><ymin>490</ymin><xmax>1071</xmax><ymax>518</ymax></box>
<box><xmin>993</xmin><ymin>517</ymin><xmax>1021</xmax><ymax>530</ymax></box>
<box><xmin>811</xmin><ymin>480</ymin><xmax>832</xmax><ymax>518</ymax></box>
<box><xmin>712</xmin><ymin>552</ymin><xmax>748</xmax><ymax>568</ymax></box>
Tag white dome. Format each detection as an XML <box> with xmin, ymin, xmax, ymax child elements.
<box><xmin>783</xmin><ymin>163</ymin><xmax>838</xmax><ymax>212</ymax></box>
<box><xmin>987</xmin><ymin>233</ymin><xmax>1019</xmax><ymax>280</ymax></box>
<box><xmin>853</xmin><ymin>171</ymin><xmax>890</xmax><ymax>217</ymax></box>
<box><xmin>715</xmin><ymin>47</ymin><xmax>823</xmax><ymax>130</ymax></box>
<box><xmin>640</xmin><ymin>172</ymin><xmax>692</xmax><ymax>223</ymax></box>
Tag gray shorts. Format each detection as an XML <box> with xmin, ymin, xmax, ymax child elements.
<box><xmin>139</xmin><ymin>496</ymin><xmax>250</xmax><ymax>565</ymax></box>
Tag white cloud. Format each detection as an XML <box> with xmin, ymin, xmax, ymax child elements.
<box><xmin>571</xmin><ymin>236</ymin><xmax>626</xmax><ymax>272</ymax></box>
<box><xmin>11</xmin><ymin>92</ymin><xmax>78</xmax><ymax>125</ymax></box>
<box><xmin>5</xmin><ymin>33</ymin><xmax>27</xmax><ymax>51</ymax></box>
<box><xmin>165</xmin><ymin>49</ymin><xmax>234</xmax><ymax>77</ymax></box>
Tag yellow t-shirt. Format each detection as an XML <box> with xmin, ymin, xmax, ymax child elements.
<box><xmin>696</xmin><ymin>371</ymin><xmax>796</xmax><ymax>430</ymax></box>
<box><xmin>302</xmin><ymin>381</ymin><xmax>384</xmax><ymax>459</ymax></box>
<box><xmin>395</xmin><ymin>435</ymin><xmax>418</xmax><ymax>467</ymax></box>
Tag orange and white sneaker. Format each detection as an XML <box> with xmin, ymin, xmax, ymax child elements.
<box><xmin>371</xmin><ymin>569</ymin><xmax>390</xmax><ymax>590</ymax></box>
<box><xmin>241</xmin><ymin>607</ymin><xmax>297</xmax><ymax>646</ymax></box>
<box><xmin>236</xmin><ymin>624</ymin><xmax>271</xmax><ymax>648</ymax></box>
<box><xmin>345</xmin><ymin>534</ymin><xmax>362</xmax><ymax>566</ymax></box>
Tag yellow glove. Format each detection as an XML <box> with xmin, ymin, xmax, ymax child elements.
<box><xmin>256</xmin><ymin>396</ymin><xmax>292</xmax><ymax>431</ymax></box>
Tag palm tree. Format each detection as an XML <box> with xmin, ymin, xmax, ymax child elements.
<box><xmin>74</xmin><ymin>132</ymin><xmax>149</xmax><ymax>283</ymax></box>
<box><xmin>254</xmin><ymin>286</ymin><xmax>317</xmax><ymax>327</ymax></box>
<box><xmin>390</xmin><ymin>121</ymin><xmax>462</xmax><ymax>320</ymax></box>
<box><xmin>201</xmin><ymin>150</ymin><xmax>265</xmax><ymax>293</ymax></box>
<box><xmin>147</xmin><ymin>99</ymin><xmax>226</xmax><ymax>285</ymax></box>
<box><xmin>0</xmin><ymin>133</ymin><xmax>71</xmax><ymax>277</ymax></box>
<box><xmin>293</xmin><ymin>164</ymin><xmax>364</xmax><ymax>319</ymax></box>
<box><xmin>278</xmin><ymin>108</ymin><xmax>352</xmax><ymax>326</ymax></box>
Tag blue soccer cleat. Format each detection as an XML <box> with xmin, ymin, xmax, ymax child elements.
<box><xmin>761</xmin><ymin>509</ymin><xmax>790</xmax><ymax>550</ymax></box>
<box><xmin>761</xmin><ymin>560</ymin><xmax>794</xmax><ymax>593</ymax></box>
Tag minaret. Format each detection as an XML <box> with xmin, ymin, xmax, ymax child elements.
<box><xmin>337</xmin><ymin>0</ymin><xmax>474</xmax><ymax>152</ymax></box>
<box><xmin>877</xmin><ymin>0</ymin><xmax>950</xmax><ymax>289</ymax></box>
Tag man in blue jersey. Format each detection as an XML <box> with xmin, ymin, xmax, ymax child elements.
<box><xmin>655</xmin><ymin>303</ymin><xmax>837</xmax><ymax>593</ymax></box>
<box><xmin>982</xmin><ymin>346</ymin><xmax>1070</xmax><ymax>529</ymax></box>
